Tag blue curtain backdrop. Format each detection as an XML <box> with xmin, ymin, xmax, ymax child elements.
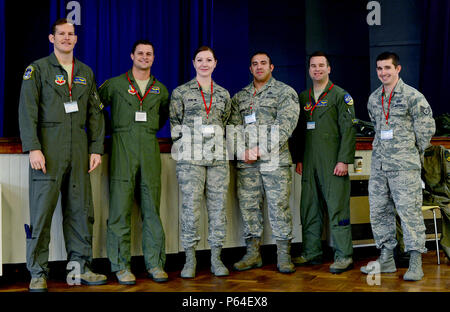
<box><xmin>0</xmin><ymin>0</ymin><xmax>5</xmax><ymax>137</ymax></box>
<box><xmin>49</xmin><ymin>0</ymin><xmax>213</xmax><ymax>137</ymax></box>
<box><xmin>420</xmin><ymin>0</ymin><xmax>450</xmax><ymax>117</ymax></box>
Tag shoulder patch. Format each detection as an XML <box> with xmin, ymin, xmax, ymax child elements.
<box><xmin>23</xmin><ymin>66</ymin><xmax>34</xmax><ymax>80</ymax></box>
<box><xmin>421</xmin><ymin>106</ymin><xmax>431</xmax><ymax>115</ymax></box>
<box><xmin>344</xmin><ymin>94</ymin><xmax>353</xmax><ymax>106</ymax></box>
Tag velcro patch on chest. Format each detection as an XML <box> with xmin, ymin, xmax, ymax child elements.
<box><xmin>316</xmin><ymin>100</ymin><xmax>328</xmax><ymax>107</ymax></box>
<box><xmin>128</xmin><ymin>85</ymin><xmax>137</xmax><ymax>95</ymax></box>
<box><xmin>150</xmin><ymin>86</ymin><xmax>160</xmax><ymax>94</ymax></box>
<box><xmin>74</xmin><ymin>76</ymin><xmax>87</xmax><ymax>85</ymax></box>
<box><xmin>55</xmin><ymin>75</ymin><xmax>66</xmax><ymax>86</ymax></box>
<box><xmin>304</xmin><ymin>102</ymin><xmax>312</xmax><ymax>111</ymax></box>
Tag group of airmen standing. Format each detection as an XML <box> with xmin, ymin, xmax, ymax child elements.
<box><xmin>18</xmin><ymin>19</ymin><xmax>438</xmax><ymax>292</ymax></box>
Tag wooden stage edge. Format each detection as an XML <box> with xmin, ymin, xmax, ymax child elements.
<box><xmin>0</xmin><ymin>245</ymin><xmax>449</xmax><ymax>293</ymax></box>
<box><xmin>0</xmin><ymin>136</ymin><xmax>449</xmax><ymax>154</ymax></box>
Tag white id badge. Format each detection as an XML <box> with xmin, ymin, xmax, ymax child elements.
<box><xmin>202</xmin><ymin>125</ymin><xmax>215</xmax><ymax>136</ymax></box>
<box><xmin>245</xmin><ymin>112</ymin><xmax>256</xmax><ymax>124</ymax></box>
<box><xmin>381</xmin><ymin>129</ymin><xmax>393</xmax><ymax>140</ymax></box>
<box><xmin>64</xmin><ymin>101</ymin><xmax>79</xmax><ymax>113</ymax></box>
<box><xmin>306</xmin><ymin>121</ymin><xmax>316</xmax><ymax>130</ymax></box>
<box><xmin>135</xmin><ymin>111</ymin><xmax>147</xmax><ymax>122</ymax></box>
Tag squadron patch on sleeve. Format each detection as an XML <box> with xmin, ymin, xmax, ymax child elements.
<box><xmin>23</xmin><ymin>66</ymin><xmax>34</xmax><ymax>80</ymax></box>
<box><xmin>344</xmin><ymin>94</ymin><xmax>354</xmax><ymax>106</ymax></box>
<box><xmin>421</xmin><ymin>106</ymin><xmax>431</xmax><ymax>115</ymax></box>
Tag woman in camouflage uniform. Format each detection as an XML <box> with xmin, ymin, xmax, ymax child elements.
<box><xmin>170</xmin><ymin>46</ymin><xmax>231</xmax><ymax>278</ymax></box>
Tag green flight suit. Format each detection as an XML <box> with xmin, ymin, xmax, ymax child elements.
<box><xmin>292</xmin><ymin>81</ymin><xmax>356</xmax><ymax>261</ymax></box>
<box><xmin>396</xmin><ymin>145</ymin><xmax>450</xmax><ymax>259</ymax></box>
<box><xmin>98</xmin><ymin>70</ymin><xmax>169</xmax><ymax>272</ymax></box>
<box><xmin>18</xmin><ymin>52</ymin><xmax>105</xmax><ymax>278</ymax></box>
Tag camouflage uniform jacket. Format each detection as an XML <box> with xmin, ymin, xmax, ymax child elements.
<box><xmin>170</xmin><ymin>78</ymin><xmax>231</xmax><ymax>165</ymax></box>
<box><xmin>368</xmin><ymin>78</ymin><xmax>435</xmax><ymax>171</ymax></box>
<box><xmin>229</xmin><ymin>77</ymin><xmax>300</xmax><ymax>168</ymax></box>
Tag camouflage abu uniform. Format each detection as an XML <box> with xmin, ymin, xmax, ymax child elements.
<box><xmin>170</xmin><ymin>78</ymin><xmax>231</xmax><ymax>249</ymax></box>
<box><xmin>229</xmin><ymin>77</ymin><xmax>300</xmax><ymax>240</ymax></box>
<box><xmin>367</xmin><ymin>78</ymin><xmax>435</xmax><ymax>253</ymax></box>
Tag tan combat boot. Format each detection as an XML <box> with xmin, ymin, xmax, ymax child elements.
<box><xmin>276</xmin><ymin>240</ymin><xmax>295</xmax><ymax>273</ymax></box>
<box><xmin>233</xmin><ymin>237</ymin><xmax>263</xmax><ymax>271</ymax></box>
<box><xmin>210</xmin><ymin>246</ymin><xmax>229</xmax><ymax>277</ymax></box>
<box><xmin>181</xmin><ymin>247</ymin><xmax>196</xmax><ymax>278</ymax></box>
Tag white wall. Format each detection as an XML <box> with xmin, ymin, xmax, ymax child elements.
<box><xmin>0</xmin><ymin>153</ymin><xmax>306</xmax><ymax>264</ymax></box>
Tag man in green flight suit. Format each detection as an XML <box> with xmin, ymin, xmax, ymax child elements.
<box><xmin>18</xmin><ymin>18</ymin><xmax>106</xmax><ymax>292</ymax></box>
<box><xmin>291</xmin><ymin>51</ymin><xmax>356</xmax><ymax>273</ymax></box>
<box><xmin>98</xmin><ymin>40</ymin><xmax>170</xmax><ymax>285</ymax></box>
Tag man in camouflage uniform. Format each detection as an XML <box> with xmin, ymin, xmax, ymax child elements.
<box><xmin>98</xmin><ymin>40</ymin><xmax>169</xmax><ymax>284</ymax></box>
<box><xmin>361</xmin><ymin>52</ymin><xmax>435</xmax><ymax>281</ymax></box>
<box><xmin>229</xmin><ymin>52</ymin><xmax>299</xmax><ymax>274</ymax></box>
<box><xmin>170</xmin><ymin>46</ymin><xmax>231</xmax><ymax>278</ymax></box>
<box><xmin>290</xmin><ymin>51</ymin><xmax>356</xmax><ymax>274</ymax></box>
<box><xmin>18</xmin><ymin>19</ymin><xmax>106</xmax><ymax>292</ymax></box>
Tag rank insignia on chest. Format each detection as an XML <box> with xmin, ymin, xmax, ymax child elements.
<box><xmin>55</xmin><ymin>75</ymin><xmax>66</xmax><ymax>86</ymax></box>
<box><xmin>304</xmin><ymin>102</ymin><xmax>312</xmax><ymax>111</ymax></box>
<box><xmin>74</xmin><ymin>76</ymin><xmax>87</xmax><ymax>85</ymax></box>
<box><xmin>150</xmin><ymin>86</ymin><xmax>160</xmax><ymax>94</ymax></box>
<box><xmin>128</xmin><ymin>85</ymin><xmax>137</xmax><ymax>95</ymax></box>
<box><xmin>317</xmin><ymin>100</ymin><xmax>328</xmax><ymax>107</ymax></box>
<box><xmin>344</xmin><ymin>94</ymin><xmax>354</xmax><ymax>106</ymax></box>
<box><xmin>23</xmin><ymin>66</ymin><xmax>34</xmax><ymax>80</ymax></box>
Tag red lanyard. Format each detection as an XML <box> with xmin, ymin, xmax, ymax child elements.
<box><xmin>250</xmin><ymin>88</ymin><xmax>257</xmax><ymax>110</ymax></box>
<box><xmin>126</xmin><ymin>72</ymin><xmax>156</xmax><ymax>111</ymax></box>
<box><xmin>68</xmin><ymin>59</ymin><xmax>75</xmax><ymax>101</ymax></box>
<box><xmin>197</xmin><ymin>80</ymin><xmax>213</xmax><ymax>119</ymax></box>
<box><xmin>381</xmin><ymin>86</ymin><xmax>394</xmax><ymax>125</ymax></box>
<box><xmin>308</xmin><ymin>83</ymin><xmax>334</xmax><ymax>116</ymax></box>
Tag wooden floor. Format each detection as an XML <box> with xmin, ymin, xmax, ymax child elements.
<box><xmin>0</xmin><ymin>248</ymin><xmax>448</xmax><ymax>293</ymax></box>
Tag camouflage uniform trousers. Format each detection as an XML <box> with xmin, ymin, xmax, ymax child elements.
<box><xmin>369</xmin><ymin>168</ymin><xmax>427</xmax><ymax>253</ymax></box>
<box><xmin>236</xmin><ymin>166</ymin><xmax>293</xmax><ymax>240</ymax></box>
<box><xmin>176</xmin><ymin>162</ymin><xmax>229</xmax><ymax>249</ymax></box>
